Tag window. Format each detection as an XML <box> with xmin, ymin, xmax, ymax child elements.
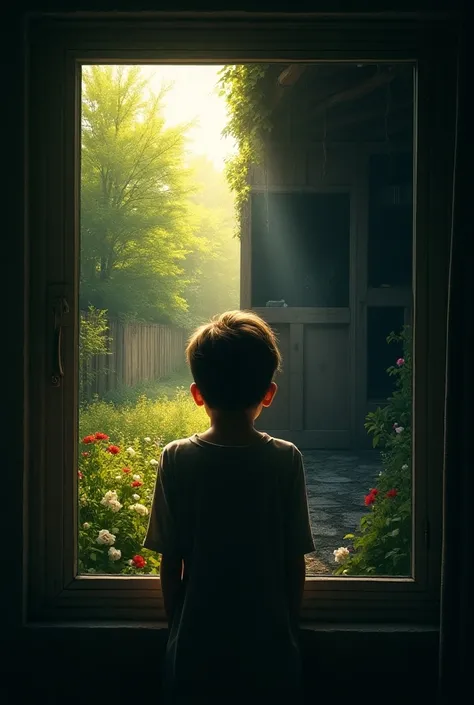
<box><xmin>27</xmin><ymin>16</ymin><xmax>456</xmax><ymax>623</ymax></box>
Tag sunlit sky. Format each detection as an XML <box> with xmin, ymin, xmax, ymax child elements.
<box><xmin>140</xmin><ymin>65</ymin><xmax>236</xmax><ymax>171</ymax></box>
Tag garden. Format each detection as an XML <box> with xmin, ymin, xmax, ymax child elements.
<box><xmin>78</xmin><ymin>327</ymin><xmax>412</xmax><ymax>577</ymax></box>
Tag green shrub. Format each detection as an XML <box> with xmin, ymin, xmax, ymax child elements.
<box><xmin>333</xmin><ymin>327</ymin><xmax>412</xmax><ymax>576</ymax></box>
<box><xmin>79</xmin><ymin>306</ymin><xmax>112</xmax><ymax>402</ymax></box>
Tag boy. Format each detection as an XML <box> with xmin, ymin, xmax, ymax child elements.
<box><xmin>144</xmin><ymin>311</ymin><xmax>315</xmax><ymax>705</ymax></box>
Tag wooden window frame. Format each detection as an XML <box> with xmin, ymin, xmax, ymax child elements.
<box><xmin>27</xmin><ymin>13</ymin><xmax>458</xmax><ymax>624</ymax></box>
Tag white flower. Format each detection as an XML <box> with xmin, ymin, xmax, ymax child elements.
<box><xmin>130</xmin><ymin>503</ymin><xmax>149</xmax><ymax>517</ymax></box>
<box><xmin>132</xmin><ymin>494</ymin><xmax>140</xmax><ymax>501</ymax></box>
<box><xmin>333</xmin><ymin>547</ymin><xmax>350</xmax><ymax>564</ymax></box>
<box><xmin>82</xmin><ymin>522</ymin><xmax>91</xmax><ymax>529</ymax></box>
<box><xmin>395</xmin><ymin>426</ymin><xmax>404</xmax><ymax>434</ymax></box>
<box><xmin>144</xmin><ymin>437</ymin><xmax>151</xmax><ymax>443</ymax></box>
<box><xmin>108</xmin><ymin>547</ymin><xmax>122</xmax><ymax>562</ymax></box>
<box><xmin>149</xmin><ymin>459</ymin><xmax>159</xmax><ymax>467</ymax></box>
<box><xmin>100</xmin><ymin>490</ymin><xmax>122</xmax><ymax>512</ymax></box>
<box><xmin>402</xmin><ymin>464</ymin><xmax>408</xmax><ymax>470</ymax></box>
<box><xmin>126</xmin><ymin>447</ymin><xmax>136</xmax><ymax>457</ymax></box>
<box><xmin>127</xmin><ymin>559</ymin><xmax>133</xmax><ymax>566</ymax></box>
<box><xmin>115</xmin><ymin>474</ymin><xmax>122</xmax><ymax>480</ymax></box>
<box><xmin>101</xmin><ymin>490</ymin><xmax>118</xmax><ymax>505</ymax></box>
<box><xmin>96</xmin><ymin>529</ymin><xmax>116</xmax><ymax>546</ymax></box>
<box><xmin>378</xmin><ymin>471</ymin><xmax>383</xmax><ymax>477</ymax></box>
<box><xmin>133</xmin><ymin>474</ymin><xmax>141</xmax><ymax>481</ymax></box>
<box><xmin>109</xmin><ymin>500</ymin><xmax>122</xmax><ymax>512</ymax></box>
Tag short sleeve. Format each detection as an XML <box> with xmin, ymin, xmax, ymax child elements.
<box><xmin>285</xmin><ymin>449</ymin><xmax>315</xmax><ymax>557</ymax></box>
<box><xmin>143</xmin><ymin>449</ymin><xmax>180</xmax><ymax>556</ymax></box>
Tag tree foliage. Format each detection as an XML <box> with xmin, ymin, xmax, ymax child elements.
<box><xmin>80</xmin><ymin>66</ymin><xmax>196</xmax><ymax>322</ymax></box>
<box><xmin>178</xmin><ymin>156</ymin><xmax>240</xmax><ymax>328</ymax></box>
<box><xmin>218</xmin><ymin>65</ymin><xmax>271</xmax><ymax>234</ymax></box>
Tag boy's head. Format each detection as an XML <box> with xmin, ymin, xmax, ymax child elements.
<box><xmin>186</xmin><ymin>310</ymin><xmax>281</xmax><ymax>412</ymax></box>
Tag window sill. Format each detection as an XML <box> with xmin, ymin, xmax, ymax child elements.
<box><xmin>23</xmin><ymin>620</ymin><xmax>438</xmax><ymax>634</ymax></box>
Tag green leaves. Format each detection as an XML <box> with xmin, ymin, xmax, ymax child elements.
<box><xmin>333</xmin><ymin>326</ymin><xmax>413</xmax><ymax>577</ymax></box>
<box><xmin>218</xmin><ymin>65</ymin><xmax>271</xmax><ymax>235</ymax></box>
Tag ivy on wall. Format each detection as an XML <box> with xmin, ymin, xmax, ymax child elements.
<box><xmin>218</xmin><ymin>64</ymin><xmax>272</xmax><ymax>235</ymax></box>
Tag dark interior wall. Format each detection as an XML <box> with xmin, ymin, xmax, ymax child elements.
<box><xmin>3</xmin><ymin>3</ymin><xmax>465</xmax><ymax>704</ymax></box>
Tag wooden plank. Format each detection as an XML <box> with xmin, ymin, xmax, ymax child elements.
<box><xmin>354</xmin><ymin>147</ymin><xmax>369</xmax><ymax>448</ymax></box>
<box><xmin>303</xmin><ymin>325</ymin><xmax>350</xmax><ymax>431</ymax></box>
<box><xmin>289</xmin><ymin>323</ymin><xmax>304</xmax><ymax>431</ymax></box>
<box><xmin>253</xmin><ymin>307</ymin><xmax>350</xmax><ymax>325</ymax></box>
<box><xmin>256</xmin><ymin>323</ymin><xmax>290</xmax><ymax>432</ymax></box>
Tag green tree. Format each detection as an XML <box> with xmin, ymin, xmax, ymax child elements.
<box><xmin>80</xmin><ymin>66</ymin><xmax>195</xmax><ymax>322</ymax></box>
<box><xmin>177</xmin><ymin>156</ymin><xmax>240</xmax><ymax>328</ymax></box>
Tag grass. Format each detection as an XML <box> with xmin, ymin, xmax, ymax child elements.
<box><xmin>80</xmin><ymin>372</ymin><xmax>208</xmax><ymax>446</ymax></box>
<box><xmin>100</xmin><ymin>366</ymin><xmax>194</xmax><ymax>406</ymax></box>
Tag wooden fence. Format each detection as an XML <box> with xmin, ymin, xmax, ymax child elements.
<box><xmin>80</xmin><ymin>318</ymin><xmax>187</xmax><ymax>402</ymax></box>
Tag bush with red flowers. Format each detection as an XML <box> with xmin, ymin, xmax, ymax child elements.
<box><xmin>78</xmin><ymin>432</ymin><xmax>163</xmax><ymax>575</ymax></box>
<box><xmin>333</xmin><ymin>327</ymin><xmax>412</xmax><ymax>576</ymax></box>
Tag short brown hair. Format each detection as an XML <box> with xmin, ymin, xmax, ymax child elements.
<box><xmin>186</xmin><ymin>310</ymin><xmax>282</xmax><ymax>411</ymax></box>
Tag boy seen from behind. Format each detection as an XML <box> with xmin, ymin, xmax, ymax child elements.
<box><xmin>145</xmin><ymin>310</ymin><xmax>315</xmax><ymax>705</ymax></box>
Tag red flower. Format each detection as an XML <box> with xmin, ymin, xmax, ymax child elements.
<box><xmin>132</xmin><ymin>555</ymin><xmax>146</xmax><ymax>569</ymax></box>
<box><xmin>78</xmin><ymin>471</ymin><xmax>83</xmax><ymax>480</ymax></box>
<box><xmin>81</xmin><ymin>452</ymin><xmax>90</xmax><ymax>458</ymax></box>
<box><xmin>106</xmin><ymin>445</ymin><xmax>120</xmax><ymax>455</ymax></box>
<box><xmin>364</xmin><ymin>488</ymin><xmax>378</xmax><ymax>506</ymax></box>
<box><xmin>396</xmin><ymin>358</ymin><xmax>405</xmax><ymax>367</ymax></box>
<box><xmin>386</xmin><ymin>488</ymin><xmax>398</xmax><ymax>498</ymax></box>
<box><xmin>122</xmin><ymin>467</ymin><xmax>131</xmax><ymax>474</ymax></box>
<box><xmin>131</xmin><ymin>480</ymin><xmax>143</xmax><ymax>488</ymax></box>
<box><xmin>95</xmin><ymin>432</ymin><xmax>109</xmax><ymax>441</ymax></box>
<box><xmin>82</xmin><ymin>435</ymin><xmax>96</xmax><ymax>444</ymax></box>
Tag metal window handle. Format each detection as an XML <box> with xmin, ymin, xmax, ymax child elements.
<box><xmin>52</xmin><ymin>297</ymin><xmax>69</xmax><ymax>387</ymax></box>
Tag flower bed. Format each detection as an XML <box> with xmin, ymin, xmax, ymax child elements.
<box><xmin>332</xmin><ymin>327</ymin><xmax>412</xmax><ymax>576</ymax></box>
<box><xmin>78</xmin><ymin>432</ymin><xmax>165</xmax><ymax>574</ymax></box>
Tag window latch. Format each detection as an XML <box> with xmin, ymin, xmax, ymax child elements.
<box><xmin>51</xmin><ymin>296</ymin><xmax>70</xmax><ymax>387</ymax></box>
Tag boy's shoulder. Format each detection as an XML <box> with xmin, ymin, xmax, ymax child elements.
<box><xmin>161</xmin><ymin>434</ymin><xmax>302</xmax><ymax>461</ymax></box>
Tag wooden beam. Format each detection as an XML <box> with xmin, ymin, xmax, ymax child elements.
<box><xmin>278</xmin><ymin>64</ymin><xmax>306</xmax><ymax>87</ymax></box>
<box><xmin>270</xmin><ymin>64</ymin><xmax>307</xmax><ymax>112</ymax></box>
<box><xmin>308</xmin><ymin>68</ymin><xmax>396</xmax><ymax>118</ymax></box>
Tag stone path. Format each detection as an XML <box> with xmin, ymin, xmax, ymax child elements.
<box><xmin>302</xmin><ymin>450</ymin><xmax>383</xmax><ymax>574</ymax></box>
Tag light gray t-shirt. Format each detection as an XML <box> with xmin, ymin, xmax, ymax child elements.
<box><xmin>145</xmin><ymin>433</ymin><xmax>315</xmax><ymax>704</ymax></box>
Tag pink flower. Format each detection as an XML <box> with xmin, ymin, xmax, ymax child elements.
<box><xmin>396</xmin><ymin>358</ymin><xmax>405</xmax><ymax>367</ymax></box>
<box><xmin>78</xmin><ymin>471</ymin><xmax>83</xmax><ymax>480</ymax></box>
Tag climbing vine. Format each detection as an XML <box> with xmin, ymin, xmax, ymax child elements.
<box><xmin>218</xmin><ymin>64</ymin><xmax>272</xmax><ymax>235</ymax></box>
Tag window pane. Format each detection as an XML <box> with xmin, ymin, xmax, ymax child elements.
<box><xmin>78</xmin><ymin>62</ymin><xmax>414</xmax><ymax>580</ymax></box>
<box><xmin>251</xmin><ymin>192</ymin><xmax>350</xmax><ymax>307</ymax></box>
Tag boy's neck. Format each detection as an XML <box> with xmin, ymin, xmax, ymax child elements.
<box><xmin>199</xmin><ymin>410</ymin><xmax>263</xmax><ymax>446</ymax></box>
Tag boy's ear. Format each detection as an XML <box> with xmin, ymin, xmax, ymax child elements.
<box><xmin>261</xmin><ymin>382</ymin><xmax>278</xmax><ymax>408</ymax></box>
<box><xmin>190</xmin><ymin>382</ymin><xmax>205</xmax><ymax>407</ymax></box>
